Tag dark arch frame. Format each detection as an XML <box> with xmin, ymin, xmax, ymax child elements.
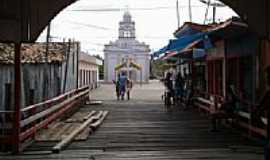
<box><xmin>0</xmin><ymin>0</ymin><xmax>269</xmax><ymax>42</ymax></box>
<box><xmin>0</xmin><ymin>0</ymin><xmax>269</xmax><ymax>153</ymax></box>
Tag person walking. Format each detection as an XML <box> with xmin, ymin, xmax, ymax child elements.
<box><xmin>174</xmin><ymin>72</ymin><xmax>184</xmax><ymax>105</ymax></box>
<box><xmin>126</xmin><ymin>79</ymin><xmax>133</xmax><ymax>100</ymax></box>
<box><xmin>119</xmin><ymin>72</ymin><xmax>128</xmax><ymax>100</ymax></box>
<box><xmin>113</xmin><ymin>74</ymin><xmax>121</xmax><ymax>100</ymax></box>
<box><xmin>164</xmin><ymin>72</ymin><xmax>174</xmax><ymax>106</ymax></box>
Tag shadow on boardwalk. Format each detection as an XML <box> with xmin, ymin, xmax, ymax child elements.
<box><xmin>0</xmin><ymin>81</ymin><xmax>264</xmax><ymax>159</ymax></box>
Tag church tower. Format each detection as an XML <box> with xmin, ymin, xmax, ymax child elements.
<box><xmin>104</xmin><ymin>10</ymin><xmax>150</xmax><ymax>83</ymax></box>
<box><xmin>119</xmin><ymin>11</ymin><xmax>136</xmax><ymax>39</ymax></box>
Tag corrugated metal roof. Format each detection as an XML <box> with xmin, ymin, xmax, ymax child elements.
<box><xmin>79</xmin><ymin>52</ymin><xmax>103</xmax><ymax>66</ymax></box>
<box><xmin>0</xmin><ymin>43</ymin><xmax>67</xmax><ymax>64</ymax></box>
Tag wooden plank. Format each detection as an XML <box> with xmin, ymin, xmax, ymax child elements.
<box><xmin>83</xmin><ymin>111</ymin><xmax>96</xmax><ymax>121</ymax></box>
<box><xmin>237</xmin><ymin>111</ymin><xmax>267</xmax><ymax>125</ymax></box>
<box><xmin>194</xmin><ymin>102</ymin><xmax>210</xmax><ymax>112</ymax></box>
<box><xmin>35</xmin><ymin>111</ymin><xmax>97</xmax><ymax>142</ymax></box>
<box><xmin>51</xmin><ymin>111</ymin><xmax>103</xmax><ymax>153</ymax></box>
<box><xmin>237</xmin><ymin>121</ymin><xmax>266</xmax><ymax>137</ymax></box>
<box><xmin>90</xmin><ymin>111</ymin><xmax>109</xmax><ymax>130</ymax></box>
<box><xmin>21</xmin><ymin>86</ymin><xmax>88</xmax><ymax>113</ymax></box>
<box><xmin>19</xmin><ymin>100</ymin><xmax>78</xmax><ymax>141</ymax></box>
<box><xmin>20</xmin><ymin>90</ymin><xmax>88</xmax><ymax>127</ymax></box>
<box><xmin>196</xmin><ymin>97</ymin><xmax>213</xmax><ymax>105</ymax></box>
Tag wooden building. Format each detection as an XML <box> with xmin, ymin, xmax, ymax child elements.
<box><xmin>0</xmin><ymin>42</ymin><xmax>79</xmax><ymax>110</ymax></box>
<box><xmin>78</xmin><ymin>52</ymin><xmax>102</xmax><ymax>89</ymax></box>
<box><xmin>206</xmin><ymin>18</ymin><xmax>258</xmax><ymax>107</ymax></box>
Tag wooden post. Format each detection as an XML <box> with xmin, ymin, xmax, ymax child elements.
<box><xmin>76</xmin><ymin>42</ymin><xmax>79</xmax><ymax>89</ymax></box>
<box><xmin>13</xmin><ymin>43</ymin><xmax>21</xmax><ymax>153</ymax></box>
<box><xmin>268</xmin><ymin>106</ymin><xmax>270</xmax><ymax>142</ymax></box>
<box><xmin>223</xmin><ymin>40</ymin><xmax>227</xmax><ymax>99</ymax></box>
<box><xmin>63</xmin><ymin>39</ymin><xmax>71</xmax><ymax>93</ymax></box>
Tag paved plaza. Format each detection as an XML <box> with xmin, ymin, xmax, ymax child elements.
<box><xmin>92</xmin><ymin>80</ymin><xmax>164</xmax><ymax>103</ymax></box>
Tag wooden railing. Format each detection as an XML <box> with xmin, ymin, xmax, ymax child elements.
<box><xmin>194</xmin><ymin>90</ymin><xmax>267</xmax><ymax>138</ymax></box>
<box><xmin>193</xmin><ymin>91</ymin><xmax>224</xmax><ymax>113</ymax></box>
<box><xmin>0</xmin><ymin>86</ymin><xmax>90</xmax><ymax>152</ymax></box>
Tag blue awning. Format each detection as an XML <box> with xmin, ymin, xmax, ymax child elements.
<box><xmin>167</xmin><ymin>33</ymin><xmax>205</xmax><ymax>52</ymax></box>
<box><xmin>153</xmin><ymin>45</ymin><xmax>168</xmax><ymax>57</ymax></box>
<box><xmin>153</xmin><ymin>32</ymin><xmax>211</xmax><ymax>58</ymax></box>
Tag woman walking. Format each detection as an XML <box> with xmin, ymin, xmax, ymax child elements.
<box><xmin>126</xmin><ymin>79</ymin><xmax>133</xmax><ymax>100</ymax></box>
<box><xmin>119</xmin><ymin>72</ymin><xmax>127</xmax><ymax>100</ymax></box>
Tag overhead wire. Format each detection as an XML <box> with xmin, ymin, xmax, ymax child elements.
<box><xmin>67</xmin><ymin>5</ymin><xmax>208</xmax><ymax>12</ymax></box>
<box><xmin>65</xmin><ymin>20</ymin><xmax>113</xmax><ymax>31</ymax></box>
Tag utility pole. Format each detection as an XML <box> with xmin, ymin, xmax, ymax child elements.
<box><xmin>203</xmin><ymin>0</ymin><xmax>211</xmax><ymax>24</ymax></box>
<box><xmin>213</xmin><ymin>5</ymin><xmax>216</xmax><ymax>23</ymax></box>
<box><xmin>45</xmin><ymin>22</ymin><xmax>51</xmax><ymax>100</ymax></box>
<box><xmin>188</xmin><ymin>0</ymin><xmax>192</xmax><ymax>22</ymax></box>
<box><xmin>176</xmin><ymin>0</ymin><xmax>180</xmax><ymax>28</ymax></box>
<box><xmin>45</xmin><ymin>22</ymin><xmax>51</xmax><ymax>62</ymax></box>
<box><xmin>199</xmin><ymin>0</ymin><xmax>225</xmax><ymax>24</ymax></box>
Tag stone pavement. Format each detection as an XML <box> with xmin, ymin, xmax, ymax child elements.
<box><xmin>92</xmin><ymin>80</ymin><xmax>164</xmax><ymax>102</ymax></box>
<box><xmin>0</xmin><ymin>80</ymin><xmax>264</xmax><ymax>159</ymax></box>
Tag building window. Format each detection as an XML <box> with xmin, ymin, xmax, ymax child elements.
<box><xmin>124</xmin><ymin>31</ymin><xmax>131</xmax><ymax>38</ymax></box>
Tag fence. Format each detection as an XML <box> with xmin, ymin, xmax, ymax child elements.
<box><xmin>0</xmin><ymin>86</ymin><xmax>89</xmax><ymax>152</ymax></box>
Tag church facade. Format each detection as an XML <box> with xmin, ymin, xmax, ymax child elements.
<box><xmin>104</xmin><ymin>11</ymin><xmax>150</xmax><ymax>83</ymax></box>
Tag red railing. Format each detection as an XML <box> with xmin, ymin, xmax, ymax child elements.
<box><xmin>0</xmin><ymin>86</ymin><xmax>90</xmax><ymax>152</ymax></box>
<box><xmin>194</xmin><ymin>90</ymin><xmax>267</xmax><ymax>138</ymax></box>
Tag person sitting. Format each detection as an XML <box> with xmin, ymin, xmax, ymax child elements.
<box><xmin>251</xmin><ymin>66</ymin><xmax>270</xmax><ymax>128</ymax></box>
<box><xmin>211</xmin><ymin>84</ymin><xmax>240</xmax><ymax>131</ymax></box>
<box><xmin>250</xmin><ymin>66</ymin><xmax>270</xmax><ymax>160</ymax></box>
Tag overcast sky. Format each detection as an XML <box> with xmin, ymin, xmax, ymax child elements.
<box><xmin>37</xmin><ymin>0</ymin><xmax>238</xmax><ymax>57</ymax></box>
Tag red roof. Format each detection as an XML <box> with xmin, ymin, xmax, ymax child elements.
<box><xmin>174</xmin><ymin>22</ymin><xmax>215</xmax><ymax>36</ymax></box>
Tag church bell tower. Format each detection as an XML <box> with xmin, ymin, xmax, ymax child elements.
<box><xmin>119</xmin><ymin>10</ymin><xmax>136</xmax><ymax>39</ymax></box>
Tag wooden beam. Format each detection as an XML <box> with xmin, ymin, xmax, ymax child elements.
<box><xmin>13</xmin><ymin>43</ymin><xmax>21</xmax><ymax>154</ymax></box>
<box><xmin>83</xmin><ymin>111</ymin><xmax>96</xmax><ymax>121</ymax></box>
<box><xmin>90</xmin><ymin>111</ymin><xmax>109</xmax><ymax>130</ymax></box>
<box><xmin>237</xmin><ymin>121</ymin><xmax>267</xmax><ymax>137</ymax></box>
<box><xmin>51</xmin><ymin>111</ymin><xmax>103</xmax><ymax>153</ymax></box>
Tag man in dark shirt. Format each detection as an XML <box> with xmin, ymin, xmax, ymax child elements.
<box><xmin>174</xmin><ymin>72</ymin><xmax>184</xmax><ymax>103</ymax></box>
<box><xmin>164</xmin><ymin>72</ymin><xmax>173</xmax><ymax>106</ymax></box>
<box><xmin>119</xmin><ymin>72</ymin><xmax>127</xmax><ymax>100</ymax></box>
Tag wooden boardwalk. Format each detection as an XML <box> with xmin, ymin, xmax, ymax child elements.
<box><xmin>0</xmin><ymin>81</ymin><xmax>264</xmax><ymax>159</ymax></box>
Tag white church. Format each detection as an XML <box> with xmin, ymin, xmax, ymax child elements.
<box><xmin>104</xmin><ymin>11</ymin><xmax>150</xmax><ymax>83</ymax></box>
